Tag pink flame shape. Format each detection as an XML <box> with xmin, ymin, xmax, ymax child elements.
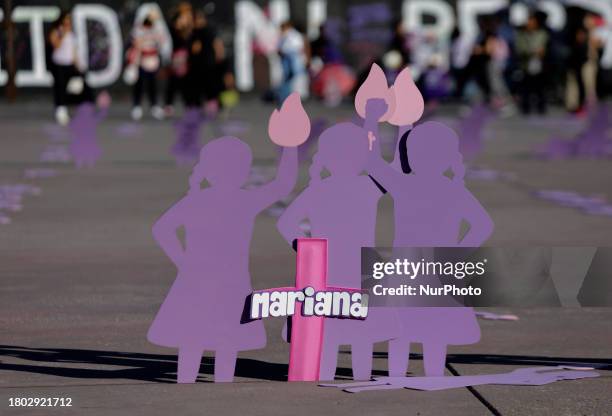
<box><xmin>387</xmin><ymin>67</ymin><xmax>424</xmax><ymax>126</ymax></box>
<box><xmin>354</xmin><ymin>63</ymin><xmax>396</xmax><ymax>122</ymax></box>
<box><xmin>268</xmin><ymin>92</ymin><xmax>311</xmax><ymax>147</ymax></box>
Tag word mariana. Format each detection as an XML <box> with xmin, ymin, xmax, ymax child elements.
<box><xmin>372</xmin><ymin>259</ymin><xmax>487</xmax><ymax>280</ymax></box>
<box><xmin>250</xmin><ymin>287</ymin><xmax>368</xmax><ymax>320</ymax></box>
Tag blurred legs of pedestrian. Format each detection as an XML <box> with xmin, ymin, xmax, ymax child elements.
<box><xmin>474</xmin><ymin>65</ymin><xmax>491</xmax><ymax>104</ymax></box>
<box><xmin>461</xmin><ymin>58</ymin><xmax>491</xmax><ymax>104</ymax></box>
<box><xmin>52</xmin><ymin>65</ymin><xmax>73</xmax><ymax>125</ymax></box>
<box><xmin>488</xmin><ymin>60</ymin><xmax>514</xmax><ymax>112</ymax></box>
<box><xmin>569</xmin><ymin>64</ymin><xmax>587</xmax><ymax>114</ymax></box>
<box><xmin>164</xmin><ymin>75</ymin><xmax>199</xmax><ymax>115</ymax></box>
<box><xmin>520</xmin><ymin>73</ymin><xmax>547</xmax><ymax>115</ymax></box>
<box><xmin>164</xmin><ymin>75</ymin><xmax>180</xmax><ymax>117</ymax></box>
<box><xmin>132</xmin><ymin>68</ymin><xmax>163</xmax><ymax>121</ymax></box>
<box><xmin>276</xmin><ymin>54</ymin><xmax>294</xmax><ymax>104</ymax></box>
<box><xmin>51</xmin><ymin>64</ymin><xmax>93</xmax><ymax>125</ymax></box>
<box><xmin>451</xmin><ymin>67</ymin><xmax>469</xmax><ymax>101</ymax></box>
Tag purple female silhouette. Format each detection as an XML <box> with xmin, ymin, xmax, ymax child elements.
<box><xmin>148</xmin><ymin>94</ymin><xmax>310</xmax><ymax>383</ymax></box>
<box><xmin>539</xmin><ymin>103</ymin><xmax>612</xmax><ymax>160</ymax></box>
<box><xmin>457</xmin><ymin>104</ymin><xmax>496</xmax><ymax>161</ymax></box>
<box><xmin>69</xmin><ymin>102</ymin><xmax>107</xmax><ymax>168</ymax></box>
<box><xmin>171</xmin><ymin>108</ymin><xmax>203</xmax><ymax>165</ymax></box>
<box><xmin>277</xmin><ymin>122</ymin><xmax>398</xmax><ymax>381</ymax></box>
<box><xmin>365</xmin><ymin>99</ymin><xmax>494</xmax><ymax>377</ymax></box>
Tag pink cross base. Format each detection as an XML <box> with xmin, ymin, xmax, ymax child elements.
<box><xmin>251</xmin><ymin>238</ymin><xmax>362</xmax><ymax>381</ymax></box>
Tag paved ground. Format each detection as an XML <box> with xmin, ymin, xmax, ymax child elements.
<box><xmin>0</xmin><ymin>99</ymin><xmax>611</xmax><ymax>415</ymax></box>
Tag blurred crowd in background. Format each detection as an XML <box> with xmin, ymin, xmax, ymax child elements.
<box><xmin>31</xmin><ymin>1</ymin><xmax>612</xmax><ymax>124</ymax></box>
<box><xmin>314</xmin><ymin>5</ymin><xmax>611</xmax><ymax>117</ymax></box>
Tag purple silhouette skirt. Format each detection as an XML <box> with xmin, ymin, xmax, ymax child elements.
<box><xmin>148</xmin><ymin>271</ymin><xmax>266</xmax><ymax>351</ymax></box>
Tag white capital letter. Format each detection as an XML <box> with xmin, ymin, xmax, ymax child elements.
<box><xmin>12</xmin><ymin>6</ymin><xmax>60</xmax><ymax>87</ymax></box>
<box><xmin>234</xmin><ymin>0</ymin><xmax>289</xmax><ymax>91</ymax></box>
<box><xmin>73</xmin><ymin>4</ymin><xmax>123</xmax><ymax>87</ymax></box>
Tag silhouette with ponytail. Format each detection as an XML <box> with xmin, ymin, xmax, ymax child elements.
<box><xmin>148</xmin><ymin>93</ymin><xmax>310</xmax><ymax>383</ymax></box>
<box><xmin>365</xmin><ymin>98</ymin><xmax>494</xmax><ymax>377</ymax></box>
<box><xmin>277</xmin><ymin>121</ymin><xmax>399</xmax><ymax>381</ymax></box>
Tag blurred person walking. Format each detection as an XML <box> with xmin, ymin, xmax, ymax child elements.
<box><xmin>451</xmin><ymin>19</ymin><xmax>493</xmax><ymax>104</ymax></box>
<box><xmin>567</xmin><ymin>21</ymin><xmax>589</xmax><ymax>115</ymax></box>
<box><xmin>128</xmin><ymin>13</ymin><xmax>165</xmax><ymax>121</ymax></box>
<box><xmin>164</xmin><ymin>3</ymin><xmax>195</xmax><ymax>115</ymax></box>
<box><xmin>189</xmin><ymin>10</ymin><xmax>225</xmax><ymax>111</ymax></box>
<box><xmin>590</xmin><ymin>14</ymin><xmax>612</xmax><ymax>101</ymax></box>
<box><xmin>277</xmin><ymin>21</ymin><xmax>308</xmax><ymax>104</ymax></box>
<box><xmin>310</xmin><ymin>23</ymin><xmax>355</xmax><ymax>106</ymax></box>
<box><xmin>385</xmin><ymin>19</ymin><xmax>412</xmax><ymax>72</ymax></box>
<box><xmin>515</xmin><ymin>13</ymin><xmax>548</xmax><ymax>114</ymax></box>
<box><xmin>450</xmin><ymin>28</ymin><xmax>474</xmax><ymax>101</ymax></box>
<box><xmin>584</xmin><ymin>13</ymin><xmax>607</xmax><ymax>105</ymax></box>
<box><xmin>48</xmin><ymin>11</ymin><xmax>92</xmax><ymax>125</ymax></box>
<box><xmin>487</xmin><ymin>20</ymin><xmax>512</xmax><ymax>110</ymax></box>
<box><xmin>469</xmin><ymin>21</ymin><xmax>494</xmax><ymax>104</ymax></box>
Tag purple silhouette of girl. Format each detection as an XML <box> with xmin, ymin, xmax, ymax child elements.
<box><xmin>69</xmin><ymin>102</ymin><xmax>107</xmax><ymax>168</ymax></box>
<box><xmin>148</xmin><ymin>93</ymin><xmax>310</xmax><ymax>383</ymax></box>
<box><xmin>148</xmin><ymin>138</ymin><xmax>298</xmax><ymax>383</ymax></box>
<box><xmin>365</xmin><ymin>99</ymin><xmax>494</xmax><ymax>377</ymax></box>
<box><xmin>277</xmin><ymin>122</ymin><xmax>398</xmax><ymax>381</ymax></box>
<box><xmin>171</xmin><ymin>108</ymin><xmax>203</xmax><ymax>165</ymax></box>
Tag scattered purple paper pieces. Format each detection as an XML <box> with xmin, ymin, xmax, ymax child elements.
<box><xmin>0</xmin><ymin>184</ymin><xmax>42</xmax><ymax>197</ymax></box>
<box><xmin>42</xmin><ymin>123</ymin><xmax>70</xmax><ymax>142</ymax></box>
<box><xmin>526</xmin><ymin>116</ymin><xmax>583</xmax><ymax>129</ymax></box>
<box><xmin>40</xmin><ymin>145</ymin><xmax>71</xmax><ymax>163</ymax></box>
<box><xmin>534</xmin><ymin>190</ymin><xmax>612</xmax><ymax>217</ymax></box>
<box><xmin>465</xmin><ymin>168</ymin><xmax>517</xmax><ymax>182</ymax></box>
<box><xmin>537</xmin><ymin>104</ymin><xmax>612</xmax><ymax>160</ymax></box>
<box><xmin>115</xmin><ymin>122</ymin><xmax>143</xmax><ymax>138</ymax></box>
<box><xmin>0</xmin><ymin>212</ymin><xmax>11</xmax><ymax>225</ymax></box>
<box><xmin>582</xmin><ymin>205</ymin><xmax>612</xmax><ymax>217</ymax></box>
<box><xmin>319</xmin><ymin>366</ymin><xmax>599</xmax><ymax>393</ymax></box>
<box><xmin>0</xmin><ymin>184</ymin><xmax>42</xmax><ymax>224</ymax></box>
<box><xmin>216</xmin><ymin>119</ymin><xmax>250</xmax><ymax>137</ymax></box>
<box><xmin>24</xmin><ymin>168</ymin><xmax>58</xmax><ymax>179</ymax></box>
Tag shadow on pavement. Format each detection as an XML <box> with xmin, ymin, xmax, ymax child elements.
<box><xmin>0</xmin><ymin>345</ymin><xmax>288</xmax><ymax>383</ymax></box>
<box><xmin>367</xmin><ymin>351</ymin><xmax>612</xmax><ymax>370</ymax></box>
<box><xmin>3</xmin><ymin>345</ymin><xmax>609</xmax><ymax>384</ymax></box>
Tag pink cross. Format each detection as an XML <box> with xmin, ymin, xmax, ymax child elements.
<box><xmin>250</xmin><ymin>238</ymin><xmax>362</xmax><ymax>381</ymax></box>
<box><xmin>288</xmin><ymin>238</ymin><xmax>327</xmax><ymax>381</ymax></box>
